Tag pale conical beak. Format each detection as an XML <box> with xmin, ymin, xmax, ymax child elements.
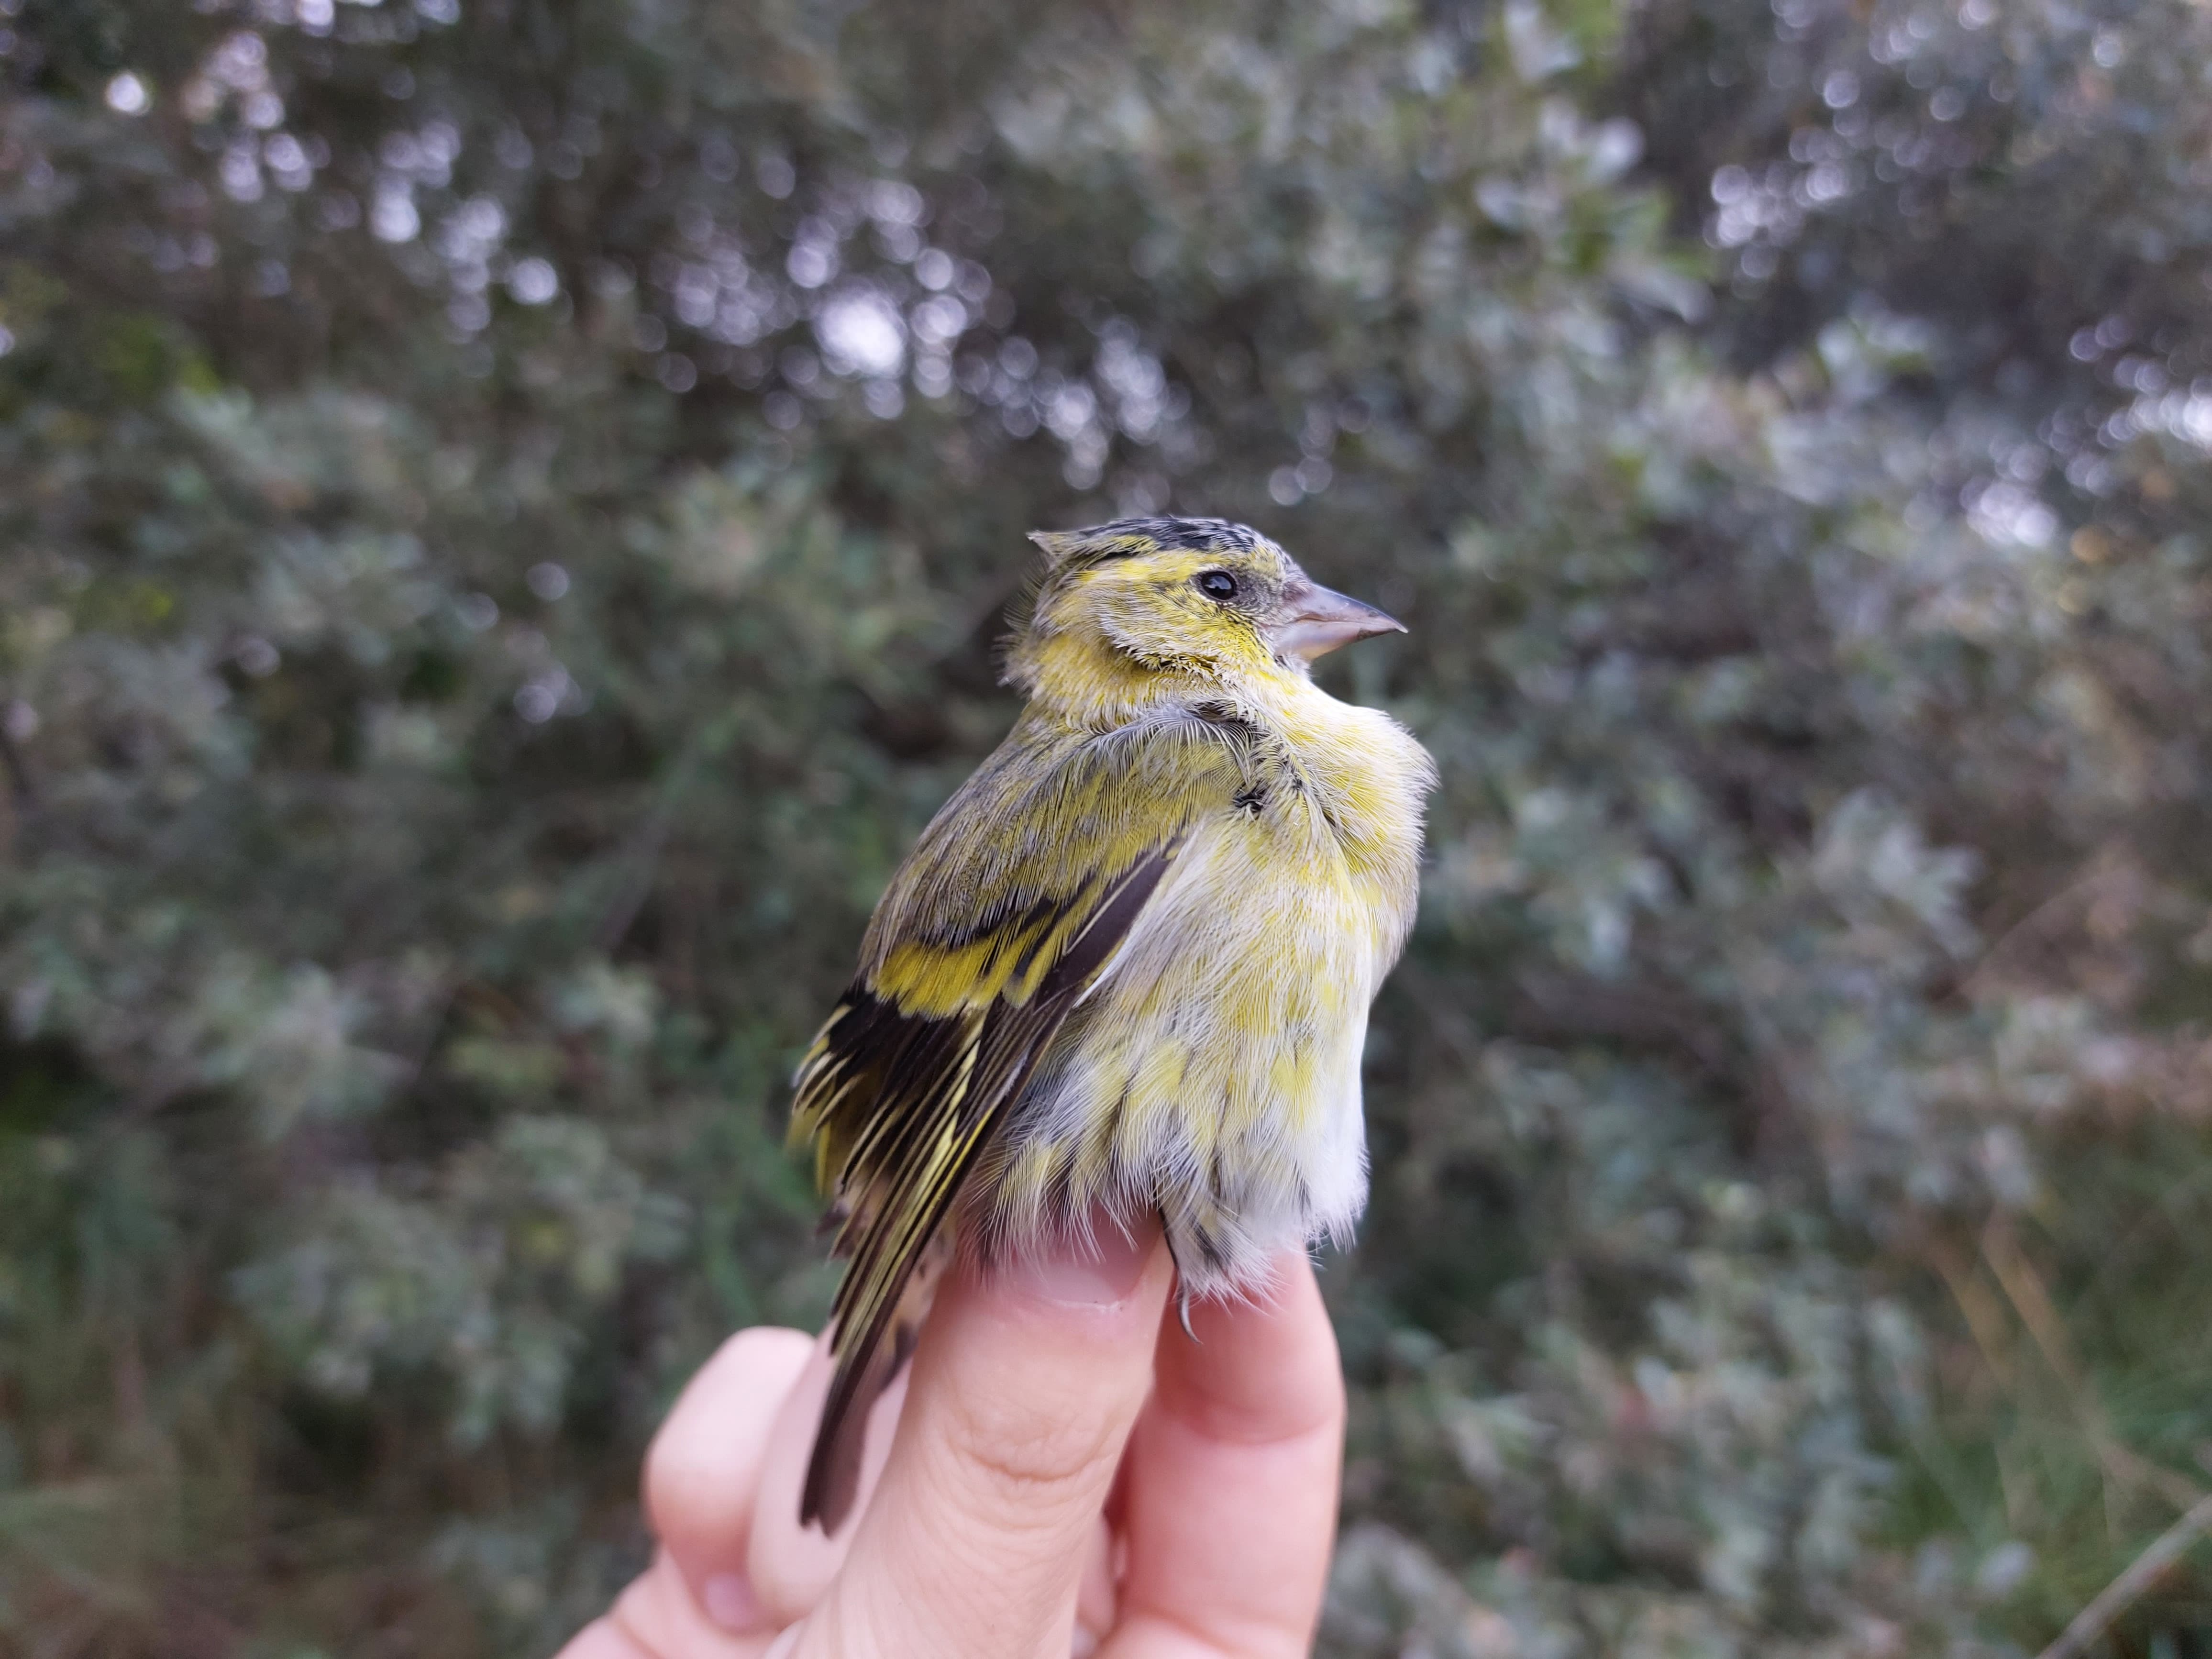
<box><xmin>1269</xmin><ymin>580</ymin><xmax>1408</xmax><ymax>662</ymax></box>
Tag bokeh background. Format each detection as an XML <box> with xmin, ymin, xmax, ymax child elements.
<box><xmin>6</xmin><ymin>0</ymin><xmax>2212</xmax><ymax>1651</ymax></box>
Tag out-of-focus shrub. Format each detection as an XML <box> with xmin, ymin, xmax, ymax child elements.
<box><xmin>5</xmin><ymin>0</ymin><xmax>2212</xmax><ymax>1651</ymax></box>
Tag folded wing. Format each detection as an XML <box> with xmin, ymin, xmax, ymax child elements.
<box><xmin>789</xmin><ymin>710</ymin><xmax>1255</xmax><ymax>1529</ymax></box>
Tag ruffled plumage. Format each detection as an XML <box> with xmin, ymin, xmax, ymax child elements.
<box><xmin>790</xmin><ymin>517</ymin><xmax>1435</xmax><ymax>1530</ymax></box>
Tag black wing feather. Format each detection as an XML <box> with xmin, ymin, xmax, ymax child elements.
<box><xmin>790</xmin><ymin>844</ymin><xmax>1178</xmax><ymax>1530</ymax></box>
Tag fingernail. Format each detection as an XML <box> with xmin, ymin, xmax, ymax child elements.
<box><xmin>1011</xmin><ymin>1216</ymin><xmax>1152</xmax><ymax>1307</ymax></box>
<box><xmin>701</xmin><ymin>1571</ymin><xmax>761</xmax><ymax>1632</ymax></box>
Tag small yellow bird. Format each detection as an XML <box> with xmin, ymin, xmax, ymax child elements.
<box><xmin>790</xmin><ymin>516</ymin><xmax>1435</xmax><ymax>1528</ymax></box>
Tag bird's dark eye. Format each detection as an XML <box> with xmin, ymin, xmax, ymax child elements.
<box><xmin>1195</xmin><ymin>570</ymin><xmax>1238</xmax><ymax>601</ymax></box>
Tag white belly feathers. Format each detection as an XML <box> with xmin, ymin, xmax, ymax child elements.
<box><xmin>977</xmin><ymin>760</ymin><xmax>1415</xmax><ymax>1295</ymax></box>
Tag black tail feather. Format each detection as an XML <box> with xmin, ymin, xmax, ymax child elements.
<box><xmin>800</xmin><ymin>1241</ymin><xmax>942</xmax><ymax>1532</ymax></box>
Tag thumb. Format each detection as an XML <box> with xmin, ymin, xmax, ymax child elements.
<box><xmin>799</xmin><ymin>1216</ymin><xmax>1172</xmax><ymax>1659</ymax></box>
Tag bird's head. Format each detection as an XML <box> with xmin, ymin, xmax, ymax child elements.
<box><xmin>1005</xmin><ymin>516</ymin><xmax>1404</xmax><ymax>703</ymax></box>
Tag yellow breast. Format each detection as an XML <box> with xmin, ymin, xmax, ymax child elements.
<box><xmin>976</xmin><ymin>671</ymin><xmax>1435</xmax><ymax>1292</ymax></box>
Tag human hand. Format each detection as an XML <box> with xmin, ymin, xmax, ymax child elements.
<box><xmin>556</xmin><ymin>1224</ymin><xmax>1345</xmax><ymax>1658</ymax></box>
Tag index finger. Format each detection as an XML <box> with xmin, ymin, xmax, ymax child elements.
<box><xmin>1105</xmin><ymin>1253</ymin><xmax>1347</xmax><ymax>1659</ymax></box>
<box><xmin>800</xmin><ymin>1220</ymin><xmax>1174</xmax><ymax>1659</ymax></box>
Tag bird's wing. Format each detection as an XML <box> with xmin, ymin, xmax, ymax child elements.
<box><xmin>790</xmin><ymin>709</ymin><xmax>1255</xmax><ymax>1530</ymax></box>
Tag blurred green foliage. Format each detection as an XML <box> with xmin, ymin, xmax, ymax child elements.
<box><xmin>5</xmin><ymin>0</ymin><xmax>2212</xmax><ymax>1651</ymax></box>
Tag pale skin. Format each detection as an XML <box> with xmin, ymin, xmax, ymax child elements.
<box><xmin>556</xmin><ymin>1223</ymin><xmax>1345</xmax><ymax>1659</ymax></box>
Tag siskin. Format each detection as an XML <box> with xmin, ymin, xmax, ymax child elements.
<box><xmin>790</xmin><ymin>515</ymin><xmax>1436</xmax><ymax>1529</ymax></box>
